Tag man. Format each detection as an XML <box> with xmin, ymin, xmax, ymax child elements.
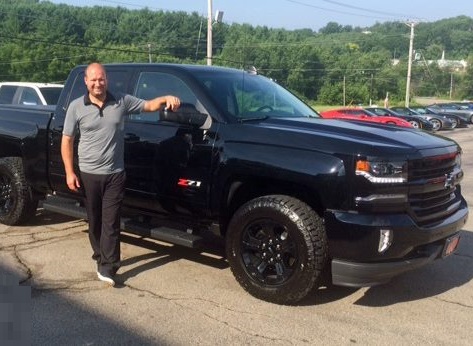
<box><xmin>61</xmin><ymin>62</ymin><xmax>180</xmax><ymax>286</ymax></box>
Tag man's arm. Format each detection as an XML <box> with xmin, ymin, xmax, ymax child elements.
<box><xmin>61</xmin><ymin>134</ymin><xmax>80</xmax><ymax>192</ymax></box>
<box><xmin>143</xmin><ymin>95</ymin><xmax>181</xmax><ymax>112</ymax></box>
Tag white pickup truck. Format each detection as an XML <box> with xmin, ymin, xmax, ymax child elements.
<box><xmin>0</xmin><ymin>82</ymin><xmax>63</xmax><ymax>105</ymax></box>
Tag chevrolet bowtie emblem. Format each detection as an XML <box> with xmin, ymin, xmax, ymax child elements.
<box><xmin>444</xmin><ymin>173</ymin><xmax>455</xmax><ymax>189</ymax></box>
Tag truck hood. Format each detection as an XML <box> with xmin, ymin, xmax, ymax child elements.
<box><xmin>233</xmin><ymin>117</ymin><xmax>459</xmax><ymax>157</ymax></box>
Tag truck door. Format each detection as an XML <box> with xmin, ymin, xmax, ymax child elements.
<box><xmin>48</xmin><ymin>69</ymin><xmax>130</xmax><ymax>195</ymax></box>
<box><xmin>124</xmin><ymin>71</ymin><xmax>216</xmax><ymax>215</ymax></box>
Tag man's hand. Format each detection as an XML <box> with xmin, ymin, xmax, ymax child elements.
<box><xmin>144</xmin><ymin>95</ymin><xmax>181</xmax><ymax>112</ymax></box>
<box><xmin>66</xmin><ymin>172</ymin><xmax>81</xmax><ymax>192</ymax></box>
<box><xmin>61</xmin><ymin>134</ymin><xmax>79</xmax><ymax>192</ymax></box>
<box><xmin>164</xmin><ymin>95</ymin><xmax>181</xmax><ymax>111</ymax></box>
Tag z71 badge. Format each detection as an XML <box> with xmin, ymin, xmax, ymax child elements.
<box><xmin>177</xmin><ymin>178</ymin><xmax>202</xmax><ymax>187</ymax></box>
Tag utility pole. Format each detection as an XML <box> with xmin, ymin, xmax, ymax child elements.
<box><xmin>369</xmin><ymin>73</ymin><xmax>373</xmax><ymax>106</ymax></box>
<box><xmin>405</xmin><ymin>21</ymin><xmax>417</xmax><ymax>107</ymax></box>
<box><xmin>206</xmin><ymin>1</ymin><xmax>224</xmax><ymax>66</ymax></box>
<box><xmin>207</xmin><ymin>0</ymin><xmax>212</xmax><ymax>66</ymax></box>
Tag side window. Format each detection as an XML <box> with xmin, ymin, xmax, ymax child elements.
<box><xmin>0</xmin><ymin>86</ymin><xmax>18</xmax><ymax>104</ymax></box>
<box><xmin>40</xmin><ymin>87</ymin><xmax>63</xmax><ymax>105</ymax></box>
<box><xmin>19</xmin><ymin>87</ymin><xmax>41</xmax><ymax>105</ymax></box>
<box><xmin>131</xmin><ymin>72</ymin><xmax>200</xmax><ymax>122</ymax></box>
<box><xmin>202</xmin><ymin>79</ymin><xmax>237</xmax><ymax>116</ymax></box>
<box><xmin>347</xmin><ymin>110</ymin><xmax>362</xmax><ymax>116</ymax></box>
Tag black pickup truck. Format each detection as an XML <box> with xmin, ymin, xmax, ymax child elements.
<box><xmin>0</xmin><ymin>63</ymin><xmax>468</xmax><ymax>304</ymax></box>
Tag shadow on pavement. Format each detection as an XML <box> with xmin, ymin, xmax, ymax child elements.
<box><xmin>0</xmin><ymin>264</ymin><xmax>162</xmax><ymax>345</ymax></box>
<box><xmin>301</xmin><ymin>230</ymin><xmax>473</xmax><ymax>306</ymax></box>
<box><xmin>3</xmin><ymin>210</ymin><xmax>222</xmax><ymax>344</ymax></box>
<box><xmin>26</xmin><ymin>207</ymin><xmax>83</xmax><ymax>226</ymax></box>
<box><xmin>116</xmin><ymin>231</ymin><xmax>229</xmax><ymax>286</ymax></box>
<box><xmin>29</xmin><ymin>209</ymin><xmax>472</xmax><ymax>308</ymax></box>
<box><xmin>0</xmin><ymin>266</ymin><xmax>31</xmax><ymax>345</ymax></box>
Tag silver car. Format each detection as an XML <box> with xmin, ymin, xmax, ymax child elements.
<box><xmin>427</xmin><ymin>103</ymin><xmax>473</xmax><ymax>124</ymax></box>
<box><xmin>390</xmin><ymin>107</ymin><xmax>455</xmax><ymax>131</ymax></box>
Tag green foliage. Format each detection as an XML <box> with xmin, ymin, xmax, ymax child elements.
<box><xmin>0</xmin><ymin>2</ymin><xmax>472</xmax><ymax>102</ymax></box>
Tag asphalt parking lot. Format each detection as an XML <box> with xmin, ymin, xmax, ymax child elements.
<box><xmin>1</xmin><ymin>127</ymin><xmax>472</xmax><ymax>345</ymax></box>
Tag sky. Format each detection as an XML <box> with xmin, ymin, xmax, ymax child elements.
<box><xmin>49</xmin><ymin>0</ymin><xmax>472</xmax><ymax>31</ymax></box>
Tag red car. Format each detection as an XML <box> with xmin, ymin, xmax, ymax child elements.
<box><xmin>320</xmin><ymin>108</ymin><xmax>413</xmax><ymax>128</ymax></box>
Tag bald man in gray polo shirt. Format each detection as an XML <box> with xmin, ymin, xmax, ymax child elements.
<box><xmin>61</xmin><ymin>62</ymin><xmax>180</xmax><ymax>286</ymax></box>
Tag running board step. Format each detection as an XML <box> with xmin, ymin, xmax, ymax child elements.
<box><xmin>42</xmin><ymin>196</ymin><xmax>87</xmax><ymax>220</ymax></box>
<box><xmin>121</xmin><ymin>219</ymin><xmax>203</xmax><ymax>248</ymax></box>
<box><xmin>42</xmin><ymin>195</ymin><xmax>203</xmax><ymax>248</ymax></box>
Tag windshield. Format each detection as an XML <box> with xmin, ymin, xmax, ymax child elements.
<box><xmin>193</xmin><ymin>69</ymin><xmax>319</xmax><ymax>120</ymax></box>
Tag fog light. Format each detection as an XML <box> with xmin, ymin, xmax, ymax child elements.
<box><xmin>378</xmin><ymin>229</ymin><xmax>393</xmax><ymax>253</ymax></box>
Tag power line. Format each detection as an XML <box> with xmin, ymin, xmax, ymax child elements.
<box><xmin>0</xmin><ymin>54</ymin><xmax>90</xmax><ymax>66</ymax></box>
<box><xmin>320</xmin><ymin>0</ymin><xmax>413</xmax><ymax>18</ymax></box>
<box><xmin>284</xmin><ymin>0</ymin><xmax>423</xmax><ymax>23</ymax></box>
<box><xmin>0</xmin><ymin>33</ymin><xmax>179</xmax><ymax>59</ymax></box>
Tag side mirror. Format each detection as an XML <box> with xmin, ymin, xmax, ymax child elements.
<box><xmin>159</xmin><ymin>103</ymin><xmax>211</xmax><ymax>129</ymax></box>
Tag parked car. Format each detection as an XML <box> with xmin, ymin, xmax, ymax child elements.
<box><xmin>0</xmin><ymin>82</ymin><xmax>64</xmax><ymax>105</ymax></box>
<box><xmin>365</xmin><ymin>106</ymin><xmax>434</xmax><ymax>131</ymax></box>
<box><xmin>411</xmin><ymin>106</ymin><xmax>468</xmax><ymax>128</ymax></box>
<box><xmin>320</xmin><ymin>108</ymin><xmax>413</xmax><ymax>128</ymax></box>
<box><xmin>426</xmin><ymin>103</ymin><xmax>473</xmax><ymax>124</ymax></box>
<box><xmin>390</xmin><ymin>106</ymin><xmax>455</xmax><ymax>131</ymax></box>
<box><xmin>455</xmin><ymin>101</ymin><xmax>473</xmax><ymax>110</ymax></box>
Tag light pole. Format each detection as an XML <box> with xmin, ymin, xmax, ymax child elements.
<box><xmin>405</xmin><ymin>21</ymin><xmax>416</xmax><ymax>107</ymax></box>
<box><xmin>207</xmin><ymin>0</ymin><xmax>212</xmax><ymax>66</ymax></box>
<box><xmin>206</xmin><ymin>0</ymin><xmax>224</xmax><ymax>66</ymax></box>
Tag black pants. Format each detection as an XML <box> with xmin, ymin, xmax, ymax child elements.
<box><xmin>80</xmin><ymin>170</ymin><xmax>126</xmax><ymax>274</ymax></box>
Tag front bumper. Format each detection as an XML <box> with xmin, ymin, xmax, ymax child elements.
<box><xmin>325</xmin><ymin>197</ymin><xmax>468</xmax><ymax>287</ymax></box>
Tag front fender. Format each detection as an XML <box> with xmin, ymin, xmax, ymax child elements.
<box><xmin>212</xmin><ymin>141</ymin><xmax>348</xmax><ymax>214</ymax></box>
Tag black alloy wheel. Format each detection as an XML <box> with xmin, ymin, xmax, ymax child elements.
<box><xmin>226</xmin><ymin>195</ymin><xmax>327</xmax><ymax>304</ymax></box>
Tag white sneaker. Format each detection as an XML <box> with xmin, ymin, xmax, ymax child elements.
<box><xmin>97</xmin><ymin>271</ymin><xmax>115</xmax><ymax>286</ymax></box>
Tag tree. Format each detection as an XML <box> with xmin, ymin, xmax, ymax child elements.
<box><xmin>0</xmin><ymin>1</ymin><xmax>471</xmax><ymax>102</ymax></box>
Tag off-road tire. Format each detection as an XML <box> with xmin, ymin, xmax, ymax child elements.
<box><xmin>0</xmin><ymin>157</ymin><xmax>38</xmax><ymax>225</ymax></box>
<box><xmin>225</xmin><ymin>195</ymin><xmax>327</xmax><ymax>304</ymax></box>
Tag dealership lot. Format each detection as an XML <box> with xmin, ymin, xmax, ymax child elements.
<box><xmin>1</xmin><ymin>128</ymin><xmax>472</xmax><ymax>345</ymax></box>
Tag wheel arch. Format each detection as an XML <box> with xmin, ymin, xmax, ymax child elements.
<box><xmin>218</xmin><ymin>175</ymin><xmax>324</xmax><ymax>236</ymax></box>
<box><xmin>0</xmin><ymin>138</ymin><xmax>23</xmax><ymax>159</ymax></box>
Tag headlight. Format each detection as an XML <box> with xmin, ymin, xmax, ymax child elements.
<box><xmin>356</xmin><ymin>158</ymin><xmax>407</xmax><ymax>183</ymax></box>
<box><xmin>455</xmin><ymin>152</ymin><xmax>462</xmax><ymax>169</ymax></box>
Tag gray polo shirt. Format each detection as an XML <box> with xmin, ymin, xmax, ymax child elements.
<box><xmin>63</xmin><ymin>92</ymin><xmax>145</xmax><ymax>175</ymax></box>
